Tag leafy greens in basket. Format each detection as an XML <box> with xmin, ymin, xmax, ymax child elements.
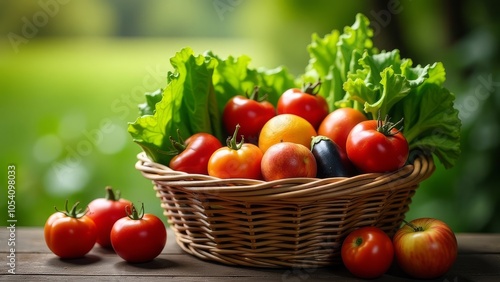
<box><xmin>128</xmin><ymin>48</ymin><xmax>296</xmax><ymax>165</ymax></box>
<box><xmin>128</xmin><ymin>13</ymin><xmax>461</xmax><ymax>169</ymax></box>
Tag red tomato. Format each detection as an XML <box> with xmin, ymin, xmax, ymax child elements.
<box><xmin>277</xmin><ymin>80</ymin><xmax>329</xmax><ymax>129</ymax></box>
<box><xmin>208</xmin><ymin>125</ymin><xmax>263</xmax><ymax>179</ymax></box>
<box><xmin>317</xmin><ymin>107</ymin><xmax>367</xmax><ymax>153</ymax></box>
<box><xmin>87</xmin><ymin>186</ymin><xmax>132</xmax><ymax>248</ymax></box>
<box><xmin>346</xmin><ymin>116</ymin><xmax>409</xmax><ymax>173</ymax></box>
<box><xmin>341</xmin><ymin>226</ymin><xmax>394</xmax><ymax>279</ymax></box>
<box><xmin>222</xmin><ymin>86</ymin><xmax>276</xmax><ymax>144</ymax></box>
<box><xmin>44</xmin><ymin>201</ymin><xmax>97</xmax><ymax>259</ymax></box>
<box><xmin>169</xmin><ymin>132</ymin><xmax>222</xmax><ymax>174</ymax></box>
<box><xmin>110</xmin><ymin>203</ymin><xmax>167</xmax><ymax>263</ymax></box>
<box><xmin>393</xmin><ymin>218</ymin><xmax>458</xmax><ymax>279</ymax></box>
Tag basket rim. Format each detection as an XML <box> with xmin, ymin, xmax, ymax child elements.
<box><xmin>135</xmin><ymin>151</ymin><xmax>435</xmax><ymax>202</ymax></box>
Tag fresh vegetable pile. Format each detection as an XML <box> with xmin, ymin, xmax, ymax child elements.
<box><xmin>128</xmin><ymin>13</ymin><xmax>461</xmax><ymax>179</ymax></box>
<box><xmin>43</xmin><ymin>13</ymin><xmax>462</xmax><ymax>278</ymax></box>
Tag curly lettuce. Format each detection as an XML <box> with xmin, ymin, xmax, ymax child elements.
<box><xmin>303</xmin><ymin>13</ymin><xmax>461</xmax><ymax>168</ymax></box>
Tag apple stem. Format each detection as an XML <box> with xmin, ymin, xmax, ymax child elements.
<box><xmin>355</xmin><ymin>237</ymin><xmax>363</xmax><ymax>247</ymax></box>
<box><xmin>403</xmin><ymin>219</ymin><xmax>424</xmax><ymax>232</ymax></box>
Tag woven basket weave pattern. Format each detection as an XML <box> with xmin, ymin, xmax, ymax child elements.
<box><xmin>136</xmin><ymin>152</ymin><xmax>435</xmax><ymax>268</ymax></box>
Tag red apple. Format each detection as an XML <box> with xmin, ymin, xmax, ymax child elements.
<box><xmin>261</xmin><ymin>142</ymin><xmax>317</xmax><ymax>181</ymax></box>
<box><xmin>393</xmin><ymin>218</ymin><xmax>458</xmax><ymax>279</ymax></box>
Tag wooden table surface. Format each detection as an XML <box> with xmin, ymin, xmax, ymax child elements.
<box><xmin>1</xmin><ymin>227</ymin><xmax>499</xmax><ymax>281</ymax></box>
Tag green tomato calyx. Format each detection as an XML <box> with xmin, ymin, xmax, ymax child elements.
<box><xmin>247</xmin><ymin>86</ymin><xmax>269</xmax><ymax>102</ymax></box>
<box><xmin>126</xmin><ymin>202</ymin><xmax>145</xmax><ymax>220</ymax></box>
<box><xmin>376</xmin><ymin>112</ymin><xmax>404</xmax><ymax>137</ymax></box>
<box><xmin>55</xmin><ymin>200</ymin><xmax>88</xmax><ymax>219</ymax></box>
<box><xmin>302</xmin><ymin>79</ymin><xmax>322</xmax><ymax>95</ymax></box>
<box><xmin>226</xmin><ymin>124</ymin><xmax>244</xmax><ymax>150</ymax></box>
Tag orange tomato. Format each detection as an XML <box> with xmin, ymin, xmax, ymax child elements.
<box><xmin>208</xmin><ymin>125</ymin><xmax>263</xmax><ymax>179</ymax></box>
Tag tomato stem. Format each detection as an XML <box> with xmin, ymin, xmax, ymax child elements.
<box><xmin>403</xmin><ymin>219</ymin><xmax>424</xmax><ymax>232</ymax></box>
<box><xmin>126</xmin><ymin>202</ymin><xmax>145</xmax><ymax>220</ymax></box>
<box><xmin>169</xmin><ymin>129</ymin><xmax>187</xmax><ymax>153</ymax></box>
<box><xmin>54</xmin><ymin>200</ymin><xmax>88</xmax><ymax>219</ymax></box>
<box><xmin>376</xmin><ymin>111</ymin><xmax>404</xmax><ymax>136</ymax></box>
<box><xmin>227</xmin><ymin>124</ymin><xmax>244</xmax><ymax>150</ymax></box>
<box><xmin>302</xmin><ymin>79</ymin><xmax>322</xmax><ymax>95</ymax></box>
<box><xmin>247</xmin><ymin>86</ymin><xmax>268</xmax><ymax>102</ymax></box>
<box><xmin>105</xmin><ymin>186</ymin><xmax>120</xmax><ymax>201</ymax></box>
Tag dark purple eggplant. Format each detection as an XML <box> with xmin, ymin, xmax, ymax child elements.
<box><xmin>311</xmin><ymin>136</ymin><xmax>351</xmax><ymax>178</ymax></box>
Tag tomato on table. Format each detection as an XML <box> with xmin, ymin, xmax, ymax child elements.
<box><xmin>277</xmin><ymin>80</ymin><xmax>329</xmax><ymax>129</ymax></box>
<box><xmin>169</xmin><ymin>131</ymin><xmax>222</xmax><ymax>175</ymax></box>
<box><xmin>87</xmin><ymin>186</ymin><xmax>132</xmax><ymax>248</ymax></box>
<box><xmin>110</xmin><ymin>203</ymin><xmax>167</xmax><ymax>263</ymax></box>
<box><xmin>346</xmin><ymin>115</ymin><xmax>409</xmax><ymax>173</ymax></box>
<box><xmin>44</xmin><ymin>200</ymin><xmax>97</xmax><ymax>259</ymax></box>
<box><xmin>341</xmin><ymin>226</ymin><xmax>394</xmax><ymax>279</ymax></box>
<box><xmin>208</xmin><ymin>124</ymin><xmax>263</xmax><ymax>179</ymax></box>
<box><xmin>222</xmin><ymin>86</ymin><xmax>276</xmax><ymax>144</ymax></box>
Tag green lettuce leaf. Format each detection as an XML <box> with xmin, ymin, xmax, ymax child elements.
<box><xmin>128</xmin><ymin>47</ymin><xmax>219</xmax><ymax>165</ymax></box>
<box><xmin>343</xmin><ymin>50</ymin><xmax>412</xmax><ymax>119</ymax></box>
<box><xmin>128</xmin><ymin>48</ymin><xmax>296</xmax><ymax>165</ymax></box>
<box><xmin>138</xmin><ymin>88</ymin><xmax>163</xmax><ymax>116</ymax></box>
<box><xmin>303</xmin><ymin>13</ymin><xmax>376</xmax><ymax>111</ymax></box>
<box><xmin>399</xmin><ymin>82</ymin><xmax>461</xmax><ymax>169</ymax></box>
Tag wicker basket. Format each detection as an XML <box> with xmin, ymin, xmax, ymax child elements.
<box><xmin>135</xmin><ymin>151</ymin><xmax>435</xmax><ymax>268</ymax></box>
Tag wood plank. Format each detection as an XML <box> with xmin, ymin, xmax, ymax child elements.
<box><xmin>1</xmin><ymin>228</ymin><xmax>500</xmax><ymax>281</ymax></box>
<box><xmin>4</xmin><ymin>253</ymin><xmax>342</xmax><ymax>281</ymax></box>
<box><xmin>3</xmin><ymin>252</ymin><xmax>500</xmax><ymax>281</ymax></box>
<box><xmin>10</xmin><ymin>228</ymin><xmax>500</xmax><ymax>254</ymax></box>
<box><xmin>457</xmin><ymin>233</ymin><xmax>500</xmax><ymax>254</ymax></box>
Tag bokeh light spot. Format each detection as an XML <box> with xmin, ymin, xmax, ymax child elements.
<box><xmin>33</xmin><ymin>134</ymin><xmax>63</xmax><ymax>163</ymax></box>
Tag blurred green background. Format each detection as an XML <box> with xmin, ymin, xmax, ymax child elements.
<box><xmin>1</xmin><ymin>0</ymin><xmax>499</xmax><ymax>232</ymax></box>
